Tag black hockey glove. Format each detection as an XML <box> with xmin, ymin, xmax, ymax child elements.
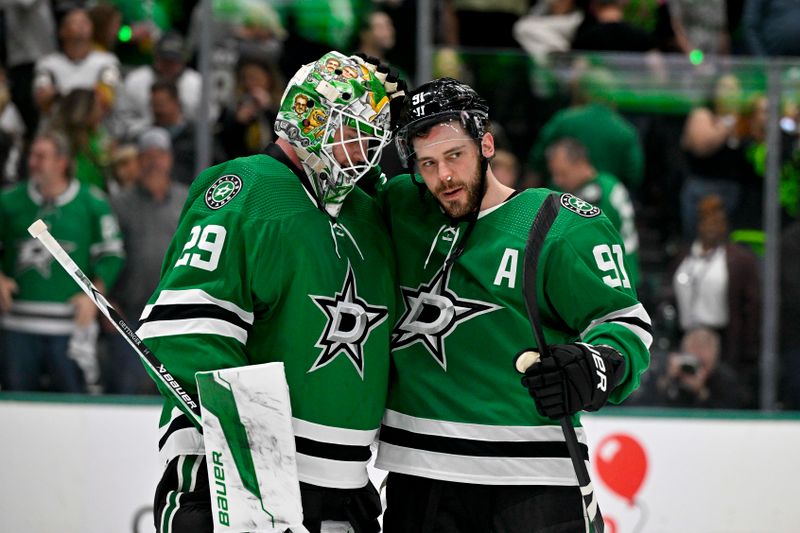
<box><xmin>517</xmin><ymin>343</ymin><xmax>626</xmax><ymax>420</ymax></box>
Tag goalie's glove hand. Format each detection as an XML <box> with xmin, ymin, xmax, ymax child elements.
<box><xmin>352</xmin><ymin>53</ymin><xmax>407</xmax><ymax>129</ymax></box>
<box><xmin>516</xmin><ymin>343</ymin><xmax>626</xmax><ymax>420</ymax></box>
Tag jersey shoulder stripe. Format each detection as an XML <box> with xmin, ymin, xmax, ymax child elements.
<box><xmin>138</xmin><ymin>288</ymin><xmax>254</xmax><ymax>345</ymax></box>
<box><xmin>141</xmin><ymin>288</ymin><xmax>254</xmax><ymax>323</ymax></box>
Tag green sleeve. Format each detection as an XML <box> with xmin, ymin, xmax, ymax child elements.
<box><xmin>542</xmin><ymin>214</ymin><xmax>651</xmax><ymax>403</ymax></box>
<box><xmin>139</xmin><ymin>209</ymin><xmax>267</xmax><ymax>415</ymax></box>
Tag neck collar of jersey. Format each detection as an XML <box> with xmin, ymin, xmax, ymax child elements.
<box><xmin>28</xmin><ymin>178</ymin><xmax>79</xmax><ymax>206</ymax></box>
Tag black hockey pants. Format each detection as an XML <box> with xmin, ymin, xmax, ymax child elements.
<box><xmin>382</xmin><ymin>472</ymin><xmax>588</xmax><ymax>533</ymax></box>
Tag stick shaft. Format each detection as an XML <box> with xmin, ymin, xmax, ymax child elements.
<box><xmin>522</xmin><ymin>195</ymin><xmax>604</xmax><ymax>533</ymax></box>
<box><xmin>28</xmin><ymin>220</ymin><xmax>202</xmax><ymax>427</ymax></box>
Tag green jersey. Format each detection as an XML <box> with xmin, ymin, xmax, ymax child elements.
<box><xmin>137</xmin><ymin>148</ymin><xmax>395</xmax><ymax>489</ymax></box>
<box><xmin>375</xmin><ymin>177</ymin><xmax>651</xmax><ymax>485</ymax></box>
<box><xmin>0</xmin><ymin>180</ymin><xmax>124</xmax><ymax>335</ymax></box>
<box><xmin>569</xmin><ymin>171</ymin><xmax>640</xmax><ymax>286</ymax></box>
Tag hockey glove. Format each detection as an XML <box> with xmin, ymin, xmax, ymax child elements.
<box><xmin>517</xmin><ymin>343</ymin><xmax>626</xmax><ymax>419</ymax></box>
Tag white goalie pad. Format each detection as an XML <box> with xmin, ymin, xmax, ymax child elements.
<box><xmin>196</xmin><ymin>362</ymin><xmax>308</xmax><ymax>533</ymax></box>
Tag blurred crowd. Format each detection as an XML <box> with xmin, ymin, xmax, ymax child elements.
<box><xmin>0</xmin><ymin>0</ymin><xmax>798</xmax><ymax>410</ymax></box>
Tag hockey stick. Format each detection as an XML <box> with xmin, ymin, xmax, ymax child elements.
<box><xmin>516</xmin><ymin>194</ymin><xmax>605</xmax><ymax>533</ymax></box>
<box><xmin>28</xmin><ymin>219</ymin><xmax>202</xmax><ymax>428</ymax></box>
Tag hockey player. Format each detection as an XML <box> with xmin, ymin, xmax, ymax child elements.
<box><xmin>374</xmin><ymin>78</ymin><xmax>652</xmax><ymax>531</ymax></box>
<box><xmin>138</xmin><ymin>51</ymin><xmax>404</xmax><ymax>533</ymax></box>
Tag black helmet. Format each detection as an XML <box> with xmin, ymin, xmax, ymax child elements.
<box><xmin>395</xmin><ymin>78</ymin><xmax>490</xmax><ymax>163</ymax></box>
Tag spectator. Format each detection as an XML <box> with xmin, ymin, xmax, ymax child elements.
<box><xmin>2</xmin><ymin>0</ymin><xmax>57</xmax><ymax>139</ymax></box>
<box><xmin>491</xmin><ymin>148</ymin><xmax>522</xmax><ymax>189</ymax></box>
<box><xmin>0</xmin><ymin>131</ymin><xmax>124</xmax><ymax>392</ymax></box>
<box><xmin>742</xmin><ymin>0</ymin><xmax>800</xmax><ymax>57</ymax></box>
<box><xmin>105</xmin><ymin>128</ymin><xmax>187</xmax><ymax>395</ymax></box>
<box><xmin>672</xmin><ymin>194</ymin><xmax>760</xmax><ymax>407</ymax></box>
<box><xmin>571</xmin><ymin>0</ymin><xmax>656</xmax><ymax>52</ymax></box>
<box><xmin>513</xmin><ymin>0</ymin><xmax>584</xmax><ymax>63</ymax></box>
<box><xmin>50</xmin><ymin>89</ymin><xmax>114</xmax><ymax>191</ymax></box>
<box><xmin>526</xmin><ymin>67</ymin><xmax>645</xmax><ymax>190</ymax></box>
<box><xmin>680</xmin><ymin>73</ymin><xmax>750</xmax><ymax>241</ymax></box>
<box><xmin>149</xmin><ymin>79</ymin><xmax>197</xmax><ymax>186</ymax></box>
<box><xmin>357</xmin><ymin>9</ymin><xmax>398</xmax><ymax>66</ymax></box>
<box><xmin>780</xmin><ymin>219</ymin><xmax>800</xmax><ymax>409</ymax></box>
<box><xmin>668</xmin><ymin>0</ymin><xmax>729</xmax><ymax>55</ymax></box>
<box><xmin>118</xmin><ymin>32</ymin><xmax>202</xmax><ymax>140</ymax></box>
<box><xmin>89</xmin><ymin>3</ymin><xmax>123</xmax><ymax>53</ymax></box>
<box><xmin>217</xmin><ymin>53</ymin><xmax>284</xmax><ymax>159</ymax></box>
<box><xmin>643</xmin><ymin>327</ymin><xmax>743</xmax><ymax>409</ymax></box>
<box><xmin>0</xmin><ymin>69</ymin><xmax>27</xmax><ymax>184</ymax></box>
<box><xmin>108</xmin><ymin>143</ymin><xmax>140</xmax><ymax>195</ymax></box>
<box><xmin>186</xmin><ymin>0</ymin><xmax>287</xmax><ymax>118</ymax></box>
<box><xmin>33</xmin><ymin>7</ymin><xmax>121</xmax><ymax>120</ymax></box>
<box><xmin>546</xmin><ymin>137</ymin><xmax>640</xmax><ymax>286</ymax></box>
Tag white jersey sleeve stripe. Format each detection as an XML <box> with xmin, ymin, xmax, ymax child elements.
<box><xmin>580</xmin><ymin>302</ymin><xmax>653</xmax><ymax>349</ymax></box>
<box><xmin>137</xmin><ymin>318</ymin><xmax>248</xmax><ymax>344</ymax></box>
<box><xmin>140</xmin><ymin>288</ymin><xmax>254</xmax><ymax>324</ymax></box>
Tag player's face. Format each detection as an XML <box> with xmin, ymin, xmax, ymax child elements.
<box><xmin>413</xmin><ymin>122</ymin><xmax>484</xmax><ymax>218</ymax></box>
<box><xmin>331</xmin><ymin>125</ymin><xmax>370</xmax><ymax>170</ymax></box>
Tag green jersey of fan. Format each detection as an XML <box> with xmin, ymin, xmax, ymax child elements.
<box><xmin>374</xmin><ymin>175</ymin><xmax>652</xmax><ymax>486</ymax></box>
<box><xmin>138</xmin><ymin>149</ymin><xmax>395</xmax><ymax>489</ymax></box>
<box><xmin>0</xmin><ymin>180</ymin><xmax>124</xmax><ymax>335</ymax></box>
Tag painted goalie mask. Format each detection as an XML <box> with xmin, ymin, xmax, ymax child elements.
<box><xmin>275</xmin><ymin>51</ymin><xmax>393</xmax><ymax>217</ymax></box>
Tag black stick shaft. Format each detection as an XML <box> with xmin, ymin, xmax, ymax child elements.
<box><xmin>522</xmin><ymin>195</ymin><xmax>604</xmax><ymax>533</ymax></box>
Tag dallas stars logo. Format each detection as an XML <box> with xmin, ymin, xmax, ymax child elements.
<box><xmin>17</xmin><ymin>238</ymin><xmax>74</xmax><ymax>278</ymax></box>
<box><xmin>560</xmin><ymin>193</ymin><xmax>600</xmax><ymax>218</ymax></box>
<box><xmin>309</xmin><ymin>264</ymin><xmax>388</xmax><ymax>378</ymax></box>
<box><xmin>205</xmin><ymin>175</ymin><xmax>243</xmax><ymax>210</ymax></box>
<box><xmin>392</xmin><ymin>266</ymin><xmax>501</xmax><ymax>370</ymax></box>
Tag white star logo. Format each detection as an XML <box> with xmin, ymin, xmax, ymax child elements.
<box><xmin>309</xmin><ymin>263</ymin><xmax>388</xmax><ymax>378</ymax></box>
<box><xmin>16</xmin><ymin>238</ymin><xmax>74</xmax><ymax>278</ymax></box>
<box><xmin>392</xmin><ymin>266</ymin><xmax>501</xmax><ymax>370</ymax></box>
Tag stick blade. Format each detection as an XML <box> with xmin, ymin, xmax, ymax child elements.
<box><xmin>28</xmin><ymin>219</ymin><xmax>48</xmax><ymax>238</ymax></box>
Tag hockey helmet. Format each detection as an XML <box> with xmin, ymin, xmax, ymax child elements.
<box><xmin>274</xmin><ymin>51</ymin><xmax>393</xmax><ymax>214</ymax></box>
<box><xmin>394</xmin><ymin>77</ymin><xmax>489</xmax><ymax>163</ymax></box>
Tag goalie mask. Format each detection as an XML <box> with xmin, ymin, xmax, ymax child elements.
<box><xmin>275</xmin><ymin>51</ymin><xmax>393</xmax><ymax>217</ymax></box>
<box><xmin>394</xmin><ymin>77</ymin><xmax>489</xmax><ymax>165</ymax></box>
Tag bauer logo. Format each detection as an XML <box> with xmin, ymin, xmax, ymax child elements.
<box><xmin>206</xmin><ymin>175</ymin><xmax>243</xmax><ymax>210</ymax></box>
<box><xmin>560</xmin><ymin>193</ymin><xmax>601</xmax><ymax>218</ymax></box>
<box><xmin>211</xmin><ymin>451</ymin><xmax>231</xmax><ymax>526</ymax></box>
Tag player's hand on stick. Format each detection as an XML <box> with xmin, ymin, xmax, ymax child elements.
<box><xmin>516</xmin><ymin>343</ymin><xmax>626</xmax><ymax>419</ymax></box>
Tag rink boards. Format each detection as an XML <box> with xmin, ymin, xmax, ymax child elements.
<box><xmin>0</xmin><ymin>395</ymin><xmax>798</xmax><ymax>533</ymax></box>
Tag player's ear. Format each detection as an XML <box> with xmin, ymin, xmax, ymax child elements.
<box><xmin>480</xmin><ymin>132</ymin><xmax>495</xmax><ymax>159</ymax></box>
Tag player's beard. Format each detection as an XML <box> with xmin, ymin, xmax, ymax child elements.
<box><xmin>434</xmin><ymin>161</ymin><xmax>483</xmax><ymax>219</ymax></box>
